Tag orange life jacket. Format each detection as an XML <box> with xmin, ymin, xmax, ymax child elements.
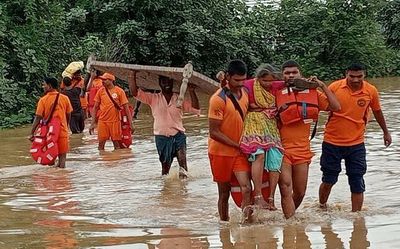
<box><xmin>276</xmin><ymin>87</ymin><xmax>319</xmax><ymax>125</ymax></box>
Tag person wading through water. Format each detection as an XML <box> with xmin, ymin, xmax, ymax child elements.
<box><xmin>128</xmin><ymin>71</ymin><xmax>200</xmax><ymax>178</ymax></box>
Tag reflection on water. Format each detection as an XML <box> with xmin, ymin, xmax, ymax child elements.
<box><xmin>0</xmin><ymin>78</ymin><xmax>399</xmax><ymax>248</ymax></box>
<box><xmin>33</xmin><ymin>170</ymin><xmax>79</xmax><ymax>249</ymax></box>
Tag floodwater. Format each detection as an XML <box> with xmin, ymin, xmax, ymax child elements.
<box><xmin>0</xmin><ymin>77</ymin><xmax>399</xmax><ymax>248</ymax></box>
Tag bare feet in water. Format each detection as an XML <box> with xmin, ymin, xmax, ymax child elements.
<box><xmin>254</xmin><ymin>195</ymin><xmax>269</xmax><ymax>209</ymax></box>
<box><xmin>55</xmin><ymin>163</ymin><xmax>65</xmax><ymax>168</ymax></box>
<box><xmin>267</xmin><ymin>197</ymin><xmax>277</xmax><ymax>211</ymax></box>
<box><xmin>178</xmin><ymin>167</ymin><xmax>188</xmax><ymax>179</ymax></box>
<box><xmin>241</xmin><ymin>205</ymin><xmax>253</xmax><ymax>224</ymax></box>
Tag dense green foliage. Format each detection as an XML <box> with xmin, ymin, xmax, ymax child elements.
<box><xmin>0</xmin><ymin>0</ymin><xmax>399</xmax><ymax>128</ymax></box>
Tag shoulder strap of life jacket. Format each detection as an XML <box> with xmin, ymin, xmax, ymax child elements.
<box><xmin>105</xmin><ymin>87</ymin><xmax>122</xmax><ymax>110</ymax></box>
<box><xmin>222</xmin><ymin>87</ymin><xmax>244</xmax><ymax>120</ymax></box>
<box><xmin>43</xmin><ymin>93</ymin><xmax>60</xmax><ymax>125</ymax></box>
<box><xmin>310</xmin><ymin>119</ymin><xmax>318</xmax><ymax>140</ymax></box>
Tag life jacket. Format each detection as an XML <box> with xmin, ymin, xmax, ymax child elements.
<box><xmin>120</xmin><ymin>105</ymin><xmax>134</xmax><ymax>148</ymax></box>
<box><xmin>30</xmin><ymin>119</ymin><xmax>61</xmax><ymax>165</ymax></box>
<box><xmin>276</xmin><ymin>87</ymin><xmax>319</xmax><ymax>125</ymax></box>
<box><xmin>230</xmin><ymin>170</ymin><xmax>270</xmax><ymax>207</ymax></box>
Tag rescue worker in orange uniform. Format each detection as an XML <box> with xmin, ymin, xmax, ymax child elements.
<box><xmin>277</xmin><ymin>60</ymin><xmax>341</xmax><ymax>218</ymax></box>
<box><xmin>30</xmin><ymin>77</ymin><xmax>73</xmax><ymax>168</ymax></box>
<box><xmin>86</xmin><ymin>69</ymin><xmax>104</xmax><ymax>117</ymax></box>
<box><xmin>318</xmin><ymin>63</ymin><xmax>392</xmax><ymax>212</ymax></box>
<box><xmin>89</xmin><ymin>73</ymin><xmax>133</xmax><ymax>150</ymax></box>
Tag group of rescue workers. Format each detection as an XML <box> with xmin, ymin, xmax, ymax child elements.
<box><xmin>208</xmin><ymin>60</ymin><xmax>391</xmax><ymax>221</ymax></box>
<box><xmin>29</xmin><ymin>59</ymin><xmax>391</xmax><ymax>221</ymax></box>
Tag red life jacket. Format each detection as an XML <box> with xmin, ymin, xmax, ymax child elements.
<box><xmin>30</xmin><ymin>118</ymin><xmax>61</xmax><ymax>165</ymax></box>
<box><xmin>120</xmin><ymin>105</ymin><xmax>134</xmax><ymax>148</ymax></box>
<box><xmin>276</xmin><ymin>87</ymin><xmax>319</xmax><ymax>125</ymax></box>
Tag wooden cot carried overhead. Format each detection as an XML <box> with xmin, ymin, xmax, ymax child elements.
<box><xmin>86</xmin><ymin>56</ymin><xmax>220</xmax><ymax>96</ymax></box>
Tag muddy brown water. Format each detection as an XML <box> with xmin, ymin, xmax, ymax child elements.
<box><xmin>0</xmin><ymin>78</ymin><xmax>399</xmax><ymax>248</ymax></box>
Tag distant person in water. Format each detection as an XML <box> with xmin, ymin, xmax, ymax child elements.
<box><xmin>61</xmin><ymin>77</ymin><xmax>85</xmax><ymax>133</ymax></box>
<box><xmin>89</xmin><ymin>73</ymin><xmax>133</xmax><ymax>150</ymax></box>
<box><xmin>318</xmin><ymin>63</ymin><xmax>391</xmax><ymax>212</ymax></box>
<box><xmin>30</xmin><ymin>77</ymin><xmax>73</xmax><ymax>168</ymax></box>
<box><xmin>85</xmin><ymin>69</ymin><xmax>104</xmax><ymax>118</ymax></box>
<box><xmin>128</xmin><ymin>71</ymin><xmax>200</xmax><ymax>178</ymax></box>
<box><xmin>61</xmin><ymin>69</ymin><xmax>87</xmax><ymax>118</ymax></box>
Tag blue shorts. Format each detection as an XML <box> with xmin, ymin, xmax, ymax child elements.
<box><xmin>155</xmin><ymin>132</ymin><xmax>186</xmax><ymax>165</ymax></box>
<box><xmin>320</xmin><ymin>142</ymin><xmax>367</xmax><ymax>193</ymax></box>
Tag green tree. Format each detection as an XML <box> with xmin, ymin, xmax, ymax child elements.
<box><xmin>1</xmin><ymin>0</ymin><xmax>399</xmax><ymax>128</ymax></box>
<box><xmin>379</xmin><ymin>0</ymin><xmax>400</xmax><ymax>49</ymax></box>
<box><xmin>0</xmin><ymin>0</ymin><xmax>105</xmax><ymax>128</ymax></box>
<box><xmin>276</xmin><ymin>0</ymin><xmax>391</xmax><ymax>79</ymax></box>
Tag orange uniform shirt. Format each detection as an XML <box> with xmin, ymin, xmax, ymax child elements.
<box><xmin>324</xmin><ymin>79</ymin><xmax>381</xmax><ymax>146</ymax></box>
<box><xmin>279</xmin><ymin>90</ymin><xmax>330</xmax><ymax>152</ymax></box>
<box><xmin>94</xmin><ymin>86</ymin><xmax>129</xmax><ymax>122</ymax></box>
<box><xmin>88</xmin><ymin>78</ymin><xmax>103</xmax><ymax>109</ymax></box>
<box><xmin>136</xmin><ymin>89</ymin><xmax>200</xmax><ymax>136</ymax></box>
<box><xmin>91</xmin><ymin>78</ymin><xmax>103</xmax><ymax>88</ymax></box>
<box><xmin>208</xmin><ymin>88</ymin><xmax>249</xmax><ymax>156</ymax></box>
<box><xmin>35</xmin><ymin>91</ymin><xmax>73</xmax><ymax>138</ymax></box>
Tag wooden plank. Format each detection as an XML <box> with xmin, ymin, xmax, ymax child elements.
<box><xmin>89</xmin><ymin>60</ymin><xmax>220</xmax><ymax>95</ymax></box>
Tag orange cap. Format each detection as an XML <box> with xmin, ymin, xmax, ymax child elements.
<box><xmin>99</xmin><ymin>72</ymin><xmax>116</xmax><ymax>81</ymax></box>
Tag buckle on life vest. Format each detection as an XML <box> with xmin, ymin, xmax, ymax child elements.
<box><xmin>302</xmin><ymin>102</ymin><xmax>307</xmax><ymax>119</ymax></box>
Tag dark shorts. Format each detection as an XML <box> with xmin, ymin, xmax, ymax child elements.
<box><xmin>70</xmin><ymin>111</ymin><xmax>85</xmax><ymax>134</ymax></box>
<box><xmin>155</xmin><ymin>132</ymin><xmax>186</xmax><ymax>165</ymax></box>
<box><xmin>320</xmin><ymin>142</ymin><xmax>367</xmax><ymax>193</ymax></box>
